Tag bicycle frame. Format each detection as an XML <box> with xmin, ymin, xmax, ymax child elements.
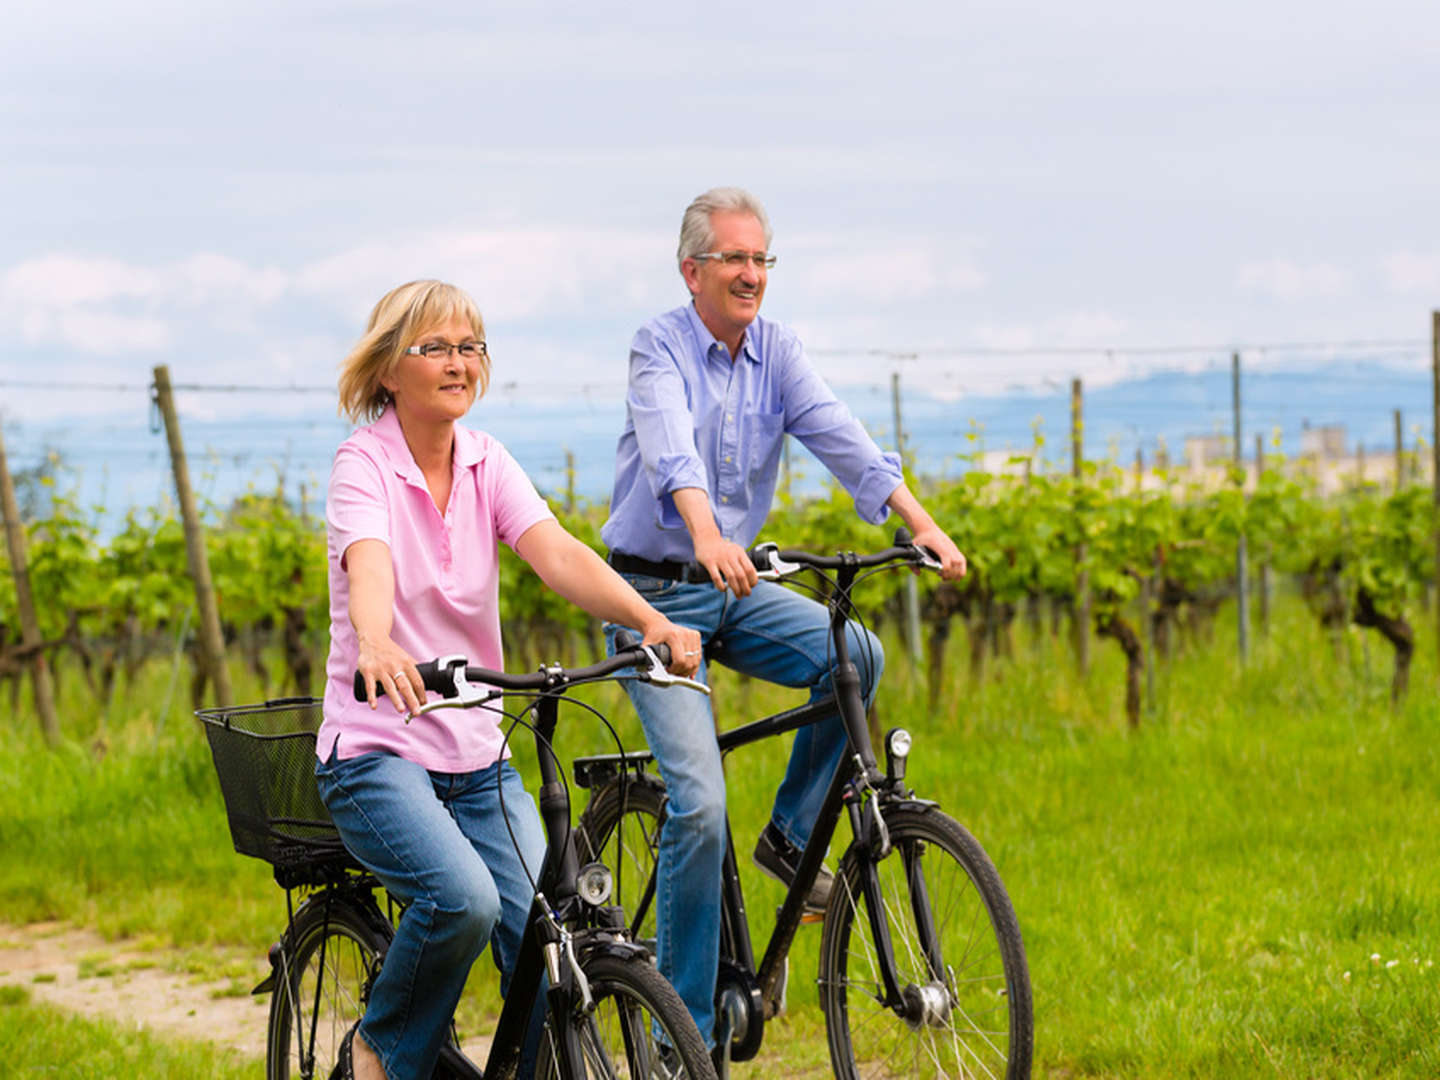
<box><xmin>578</xmin><ymin>551</ymin><xmax>946</xmax><ymax>1059</ymax></box>
<box><xmin>738</xmin><ymin>556</ymin><xmax>939</xmax><ymax>1029</ymax></box>
<box><xmin>452</xmin><ymin>677</ymin><xmax>653</xmax><ymax>1080</ymax></box>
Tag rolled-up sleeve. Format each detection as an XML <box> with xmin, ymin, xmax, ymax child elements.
<box><xmin>779</xmin><ymin>343</ymin><xmax>903</xmax><ymax>524</ymax></box>
<box><xmin>627</xmin><ymin>326</ymin><xmax>710</xmax><ymax>514</ymax></box>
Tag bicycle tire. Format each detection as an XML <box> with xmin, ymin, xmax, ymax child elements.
<box><xmin>818</xmin><ymin>805</ymin><xmax>1033</xmax><ymax>1080</ymax></box>
<box><xmin>534</xmin><ymin>953</ymin><xmax>717</xmax><ymax>1080</ymax></box>
<box><xmin>266</xmin><ymin>894</ymin><xmax>392</xmax><ymax>1080</ymax></box>
<box><xmin>575</xmin><ymin>772</ymin><xmax>667</xmax><ymax>951</ymax></box>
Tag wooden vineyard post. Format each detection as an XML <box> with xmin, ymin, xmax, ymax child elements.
<box><xmin>1255</xmin><ymin>432</ymin><xmax>1271</xmax><ymax>637</ymax></box>
<box><xmin>1071</xmin><ymin>377</ymin><xmax>1090</xmax><ymax>675</ymax></box>
<box><xmin>1394</xmin><ymin>408</ymin><xmax>1404</xmax><ymax>490</ymax></box>
<box><xmin>892</xmin><ymin>371</ymin><xmax>923</xmax><ymax>668</ymax></box>
<box><xmin>0</xmin><ymin>425</ymin><xmax>61</xmax><ymax>746</ymax></box>
<box><xmin>1433</xmin><ymin>311</ymin><xmax>1440</xmax><ymax>669</ymax></box>
<box><xmin>1232</xmin><ymin>353</ymin><xmax>1248</xmax><ymax>665</ymax></box>
<box><xmin>152</xmin><ymin>365</ymin><xmax>233</xmax><ymax>709</ymax></box>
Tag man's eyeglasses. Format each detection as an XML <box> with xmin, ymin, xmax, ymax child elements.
<box><xmin>692</xmin><ymin>250</ymin><xmax>778</xmax><ymax>270</ymax></box>
<box><xmin>407</xmin><ymin>341</ymin><xmax>488</xmax><ymax>360</ymax></box>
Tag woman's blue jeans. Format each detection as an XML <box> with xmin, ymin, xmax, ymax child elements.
<box><xmin>315</xmin><ymin>750</ymin><xmax>547</xmax><ymax>1080</ymax></box>
<box><xmin>605</xmin><ymin>576</ymin><xmax>882</xmax><ymax>1046</ymax></box>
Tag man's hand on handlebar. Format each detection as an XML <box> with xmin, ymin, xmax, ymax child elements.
<box><xmin>640</xmin><ymin>616</ymin><xmax>703</xmax><ymax>678</ymax></box>
<box><xmin>909</xmin><ymin>525</ymin><xmax>968</xmax><ymax>581</ymax></box>
<box><xmin>692</xmin><ymin>534</ymin><xmax>760</xmax><ymax>597</ymax></box>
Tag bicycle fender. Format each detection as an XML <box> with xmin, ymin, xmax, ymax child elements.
<box><xmin>578</xmin><ymin>935</ymin><xmax>651</xmax><ymax>965</ymax></box>
<box><xmin>882</xmin><ymin>795</ymin><xmax>941</xmax><ymax>814</ymax></box>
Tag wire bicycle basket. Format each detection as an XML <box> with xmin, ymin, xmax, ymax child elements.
<box><xmin>197</xmin><ymin>697</ymin><xmax>351</xmax><ymax>875</ymax></box>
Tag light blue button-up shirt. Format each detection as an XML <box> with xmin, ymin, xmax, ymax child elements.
<box><xmin>601</xmin><ymin>303</ymin><xmax>903</xmax><ymax>563</ymax></box>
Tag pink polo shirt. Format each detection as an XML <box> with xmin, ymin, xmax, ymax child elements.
<box><xmin>318</xmin><ymin>406</ymin><xmax>555</xmax><ymax>771</ymax></box>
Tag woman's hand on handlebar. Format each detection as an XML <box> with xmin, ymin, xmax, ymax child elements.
<box><xmin>356</xmin><ymin>632</ymin><xmax>424</xmax><ymax>716</ymax></box>
<box><xmin>640</xmin><ymin>616</ymin><xmax>703</xmax><ymax>678</ymax></box>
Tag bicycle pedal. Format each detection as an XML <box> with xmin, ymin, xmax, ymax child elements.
<box><xmin>780</xmin><ymin>904</ymin><xmax>825</xmax><ymax>925</ymax></box>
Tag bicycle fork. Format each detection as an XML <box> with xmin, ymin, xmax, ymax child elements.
<box><xmin>846</xmin><ymin>790</ymin><xmax>955</xmax><ymax>1028</ymax></box>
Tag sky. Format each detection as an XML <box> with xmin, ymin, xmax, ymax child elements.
<box><xmin>2</xmin><ymin>0</ymin><xmax>1439</xmax><ymax>431</ymax></box>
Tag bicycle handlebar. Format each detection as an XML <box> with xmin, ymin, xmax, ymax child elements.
<box><xmin>352</xmin><ymin>637</ymin><xmax>704</xmax><ymax>715</ymax></box>
<box><xmin>747</xmin><ymin>527</ymin><xmax>943</xmax><ymax>578</ymax></box>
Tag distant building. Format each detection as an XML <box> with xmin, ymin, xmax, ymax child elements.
<box><xmin>1183</xmin><ymin>434</ymin><xmax>1231</xmax><ymax>469</ymax></box>
<box><xmin>1300</xmin><ymin>423</ymin><xmax>1346</xmax><ymax>459</ymax></box>
<box><xmin>977</xmin><ymin>448</ymin><xmax>1035</xmax><ymax>476</ymax></box>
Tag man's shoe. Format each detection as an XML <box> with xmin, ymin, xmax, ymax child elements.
<box><xmin>752</xmin><ymin>822</ymin><xmax>832</xmax><ymax>913</ymax></box>
<box><xmin>328</xmin><ymin>1021</ymin><xmax>358</xmax><ymax>1080</ymax></box>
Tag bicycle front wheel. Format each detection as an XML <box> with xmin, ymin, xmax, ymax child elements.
<box><xmin>266</xmin><ymin>896</ymin><xmax>391</xmax><ymax>1080</ymax></box>
<box><xmin>535</xmin><ymin>953</ymin><xmax>717</xmax><ymax>1079</ymax></box>
<box><xmin>574</xmin><ymin>771</ymin><xmax>667</xmax><ymax>950</ymax></box>
<box><xmin>818</xmin><ymin>805</ymin><xmax>1033</xmax><ymax>1079</ymax></box>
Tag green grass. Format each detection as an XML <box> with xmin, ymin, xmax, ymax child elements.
<box><xmin>0</xmin><ymin>984</ymin><xmax>258</xmax><ymax>1078</ymax></box>
<box><xmin>3</xmin><ymin>594</ymin><xmax>1438</xmax><ymax>1076</ymax></box>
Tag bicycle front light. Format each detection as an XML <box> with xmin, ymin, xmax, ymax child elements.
<box><xmin>576</xmin><ymin>862</ymin><xmax>614</xmax><ymax>906</ymax></box>
<box><xmin>884</xmin><ymin>727</ymin><xmax>912</xmax><ymax>783</ymax></box>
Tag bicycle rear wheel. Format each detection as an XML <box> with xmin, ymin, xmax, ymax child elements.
<box><xmin>818</xmin><ymin>805</ymin><xmax>1033</xmax><ymax>1079</ymax></box>
<box><xmin>535</xmin><ymin>953</ymin><xmax>717</xmax><ymax>1079</ymax></box>
<box><xmin>266</xmin><ymin>895</ymin><xmax>391</xmax><ymax>1080</ymax></box>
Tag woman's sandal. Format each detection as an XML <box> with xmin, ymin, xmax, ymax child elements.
<box><xmin>329</xmin><ymin>1021</ymin><xmax>360</xmax><ymax>1080</ymax></box>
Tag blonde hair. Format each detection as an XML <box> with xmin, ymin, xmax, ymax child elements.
<box><xmin>337</xmin><ymin>280</ymin><xmax>490</xmax><ymax>423</ymax></box>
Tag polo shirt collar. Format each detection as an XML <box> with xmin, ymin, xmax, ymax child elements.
<box><xmin>368</xmin><ymin>405</ymin><xmax>488</xmax><ymax>483</ymax></box>
<box><xmin>685</xmin><ymin>303</ymin><xmax>761</xmax><ymax>365</ymax></box>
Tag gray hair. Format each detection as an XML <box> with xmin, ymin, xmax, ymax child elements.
<box><xmin>676</xmin><ymin>187</ymin><xmax>773</xmax><ymax>273</ymax></box>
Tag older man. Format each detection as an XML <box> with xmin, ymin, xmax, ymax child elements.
<box><xmin>601</xmin><ymin>186</ymin><xmax>967</xmax><ymax>1051</ymax></box>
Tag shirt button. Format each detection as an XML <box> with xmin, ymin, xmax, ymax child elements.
<box><xmin>720</xmin><ymin>495</ymin><xmax>729</xmax><ymax>504</ymax></box>
<box><xmin>725</xmin><ymin>455</ymin><xmax>732</xmax><ymax>463</ymax></box>
<box><xmin>726</xmin><ymin>413</ymin><xmax>733</xmax><ymax>421</ymax></box>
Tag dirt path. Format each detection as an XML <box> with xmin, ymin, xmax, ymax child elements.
<box><xmin>0</xmin><ymin>921</ymin><xmax>269</xmax><ymax>1061</ymax></box>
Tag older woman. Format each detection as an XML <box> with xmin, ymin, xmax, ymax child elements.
<box><xmin>316</xmin><ymin>280</ymin><xmax>700</xmax><ymax>1080</ymax></box>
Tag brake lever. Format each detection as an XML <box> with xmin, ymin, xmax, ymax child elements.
<box><xmin>911</xmin><ymin>544</ymin><xmax>943</xmax><ymax>573</ymax></box>
<box><xmin>638</xmin><ymin>645</ymin><xmax>712</xmax><ymax>695</ymax></box>
<box><xmin>751</xmin><ymin>541</ymin><xmax>801</xmax><ymax>581</ymax></box>
<box><xmin>408</xmin><ymin>654</ymin><xmax>500</xmax><ymax>719</ymax></box>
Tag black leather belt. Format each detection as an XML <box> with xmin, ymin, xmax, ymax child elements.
<box><xmin>606</xmin><ymin>551</ymin><xmax>710</xmax><ymax>584</ymax></box>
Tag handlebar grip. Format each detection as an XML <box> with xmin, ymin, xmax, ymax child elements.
<box><xmin>352</xmin><ymin>659</ymin><xmax>444</xmax><ymax>702</ymax></box>
<box><xmin>612</xmin><ymin>630</ymin><xmax>671</xmax><ymax>668</ymax></box>
<box><xmin>893</xmin><ymin>526</ymin><xmax>913</xmax><ymax>546</ymax></box>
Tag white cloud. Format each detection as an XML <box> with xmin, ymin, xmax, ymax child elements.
<box><xmin>292</xmin><ymin>228</ymin><xmax>672</xmax><ymax>324</ymax></box>
<box><xmin>2</xmin><ymin>254</ymin><xmax>163</xmax><ymax>308</ymax></box>
<box><xmin>792</xmin><ymin>241</ymin><xmax>987</xmax><ymax>308</ymax></box>
<box><xmin>975</xmin><ymin>325</ymin><xmax>1037</xmax><ymax>351</ymax></box>
<box><xmin>1059</xmin><ymin>310</ymin><xmax>1128</xmax><ymax>343</ymax></box>
<box><xmin>0</xmin><ymin>252</ymin><xmax>290</xmax><ymax>354</ymax></box>
<box><xmin>51</xmin><ymin>310</ymin><xmax>173</xmax><ymax>353</ymax></box>
<box><xmin>0</xmin><ymin>231</ymin><xmax>675</xmax><ymax>360</ymax></box>
<box><xmin>1235</xmin><ymin>258</ymin><xmax>1350</xmax><ymax>299</ymax></box>
<box><xmin>172</xmin><ymin>254</ymin><xmax>289</xmax><ymax>307</ymax></box>
<box><xmin>1381</xmin><ymin>252</ymin><xmax>1440</xmax><ymax>293</ymax></box>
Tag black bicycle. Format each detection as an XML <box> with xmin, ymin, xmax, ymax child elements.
<box><xmin>199</xmin><ymin>640</ymin><xmax>717</xmax><ymax>1080</ymax></box>
<box><xmin>572</xmin><ymin>533</ymin><xmax>1034</xmax><ymax>1079</ymax></box>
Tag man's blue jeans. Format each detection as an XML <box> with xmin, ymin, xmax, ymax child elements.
<box><xmin>605</xmin><ymin>576</ymin><xmax>883</xmax><ymax>1045</ymax></box>
<box><xmin>315</xmin><ymin>750</ymin><xmax>547</xmax><ymax>1080</ymax></box>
